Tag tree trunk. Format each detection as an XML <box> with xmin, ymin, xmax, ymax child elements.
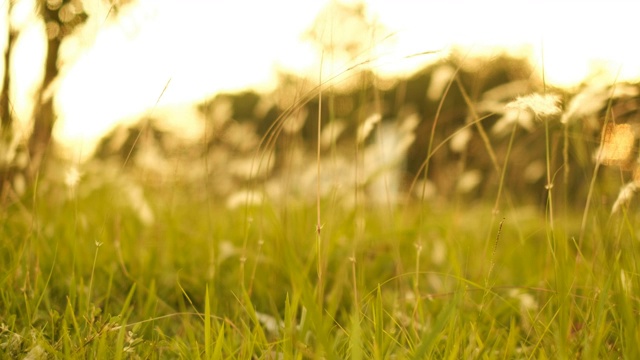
<box><xmin>0</xmin><ymin>12</ymin><xmax>17</xmax><ymax>199</ymax></box>
<box><xmin>27</xmin><ymin>4</ymin><xmax>62</xmax><ymax>179</ymax></box>
<box><xmin>28</xmin><ymin>37</ymin><xmax>59</xmax><ymax>179</ymax></box>
<box><xmin>1</xmin><ymin>28</ymin><xmax>15</xmax><ymax>129</ymax></box>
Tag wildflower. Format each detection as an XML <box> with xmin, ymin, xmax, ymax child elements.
<box><xmin>594</xmin><ymin>123</ymin><xmax>635</xmax><ymax>167</ymax></box>
<box><xmin>505</xmin><ymin>93</ymin><xmax>562</xmax><ymax>118</ymax></box>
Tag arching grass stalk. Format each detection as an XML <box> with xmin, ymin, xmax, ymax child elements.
<box><xmin>416</xmin><ymin>63</ymin><xmax>461</xmax><ymax>215</ymax></box>
<box><xmin>455</xmin><ymin>76</ymin><xmax>502</xmax><ymax>175</ymax></box>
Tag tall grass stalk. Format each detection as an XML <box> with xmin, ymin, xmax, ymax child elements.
<box><xmin>493</xmin><ymin>123</ymin><xmax>518</xmax><ymax>215</ymax></box>
<box><xmin>480</xmin><ymin>218</ymin><xmax>504</xmax><ymax>315</ymax></box>
<box><xmin>417</xmin><ymin>64</ymin><xmax>459</xmax><ymax>209</ymax></box>
<box><xmin>543</xmin><ymin>113</ymin><xmax>555</xmax><ymax>231</ymax></box>
<box><xmin>316</xmin><ymin>49</ymin><xmax>325</xmax><ymax>311</ymax></box>
<box><xmin>455</xmin><ymin>76</ymin><xmax>501</xmax><ymax>174</ymax></box>
<box><xmin>578</xmin><ymin>81</ymin><xmax>619</xmax><ymax>249</ymax></box>
<box><xmin>87</xmin><ymin>240</ymin><xmax>102</xmax><ymax>314</ymax></box>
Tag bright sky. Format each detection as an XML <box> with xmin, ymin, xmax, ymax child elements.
<box><xmin>9</xmin><ymin>0</ymin><xmax>640</xmax><ymax>159</ymax></box>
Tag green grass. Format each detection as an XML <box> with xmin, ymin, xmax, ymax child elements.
<box><xmin>1</xmin><ymin>169</ymin><xmax>639</xmax><ymax>358</ymax></box>
<box><xmin>1</xmin><ymin>51</ymin><xmax>639</xmax><ymax>358</ymax></box>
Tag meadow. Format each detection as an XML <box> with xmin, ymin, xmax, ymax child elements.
<box><xmin>2</xmin><ymin>55</ymin><xmax>640</xmax><ymax>359</ymax></box>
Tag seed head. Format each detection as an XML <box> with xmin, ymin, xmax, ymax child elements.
<box><xmin>505</xmin><ymin>93</ymin><xmax>562</xmax><ymax>118</ymax></box>
<box><xmin>612</xmin><ymin>182</ymin><xmax>637</xmax><ymax>214</ymax></box>
<box><xmin>594</xmin><ymin>123</ymin><xmax>635</xmax><ymax>167</ymax></box>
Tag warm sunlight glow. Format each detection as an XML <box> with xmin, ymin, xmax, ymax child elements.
<box><xmin>30</xmin><ymin>0</ymin><xmax>640</xmax><ymax>158</ymax></box>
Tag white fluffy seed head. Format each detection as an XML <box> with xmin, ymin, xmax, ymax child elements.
<box><xmin>505</xmin><ymin>93</ymin><xmax>562</xmax><ymax>118</ymax></box>
<box><xmin>612</xmin><ymin>182</ymin><xmax>637</xmax><ymax>214</ymax></box>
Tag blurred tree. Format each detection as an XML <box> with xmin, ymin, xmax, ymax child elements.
<box><xmin>29</xmin><ymin>0</ymin><xmax>88</xmax><ymax>179</ymax></box>
<box><xmin>0</xmin><ymin>0</ymin><xmax>130</xmax><ymax>202</ymax></box>
<box><xmin>306</xmin><ymin>1</ymin><xmax>385</xmax><ymax>64</ymax></box>
<box><xmin>0</xmin><ymin>0</ymin><xmax>30</xmax><ymax>199</ymax></box>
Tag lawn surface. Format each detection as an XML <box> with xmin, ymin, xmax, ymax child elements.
<box><xmin>1</xmin><ymin>172</ymin><xmax>638</xmax><ymax>359</ymax></box>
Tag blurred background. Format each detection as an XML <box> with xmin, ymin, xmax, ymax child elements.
<box><xmin>1</xmin><ymin>0</ymin><xmax>639</xmax><ymax>212</ymax></box>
